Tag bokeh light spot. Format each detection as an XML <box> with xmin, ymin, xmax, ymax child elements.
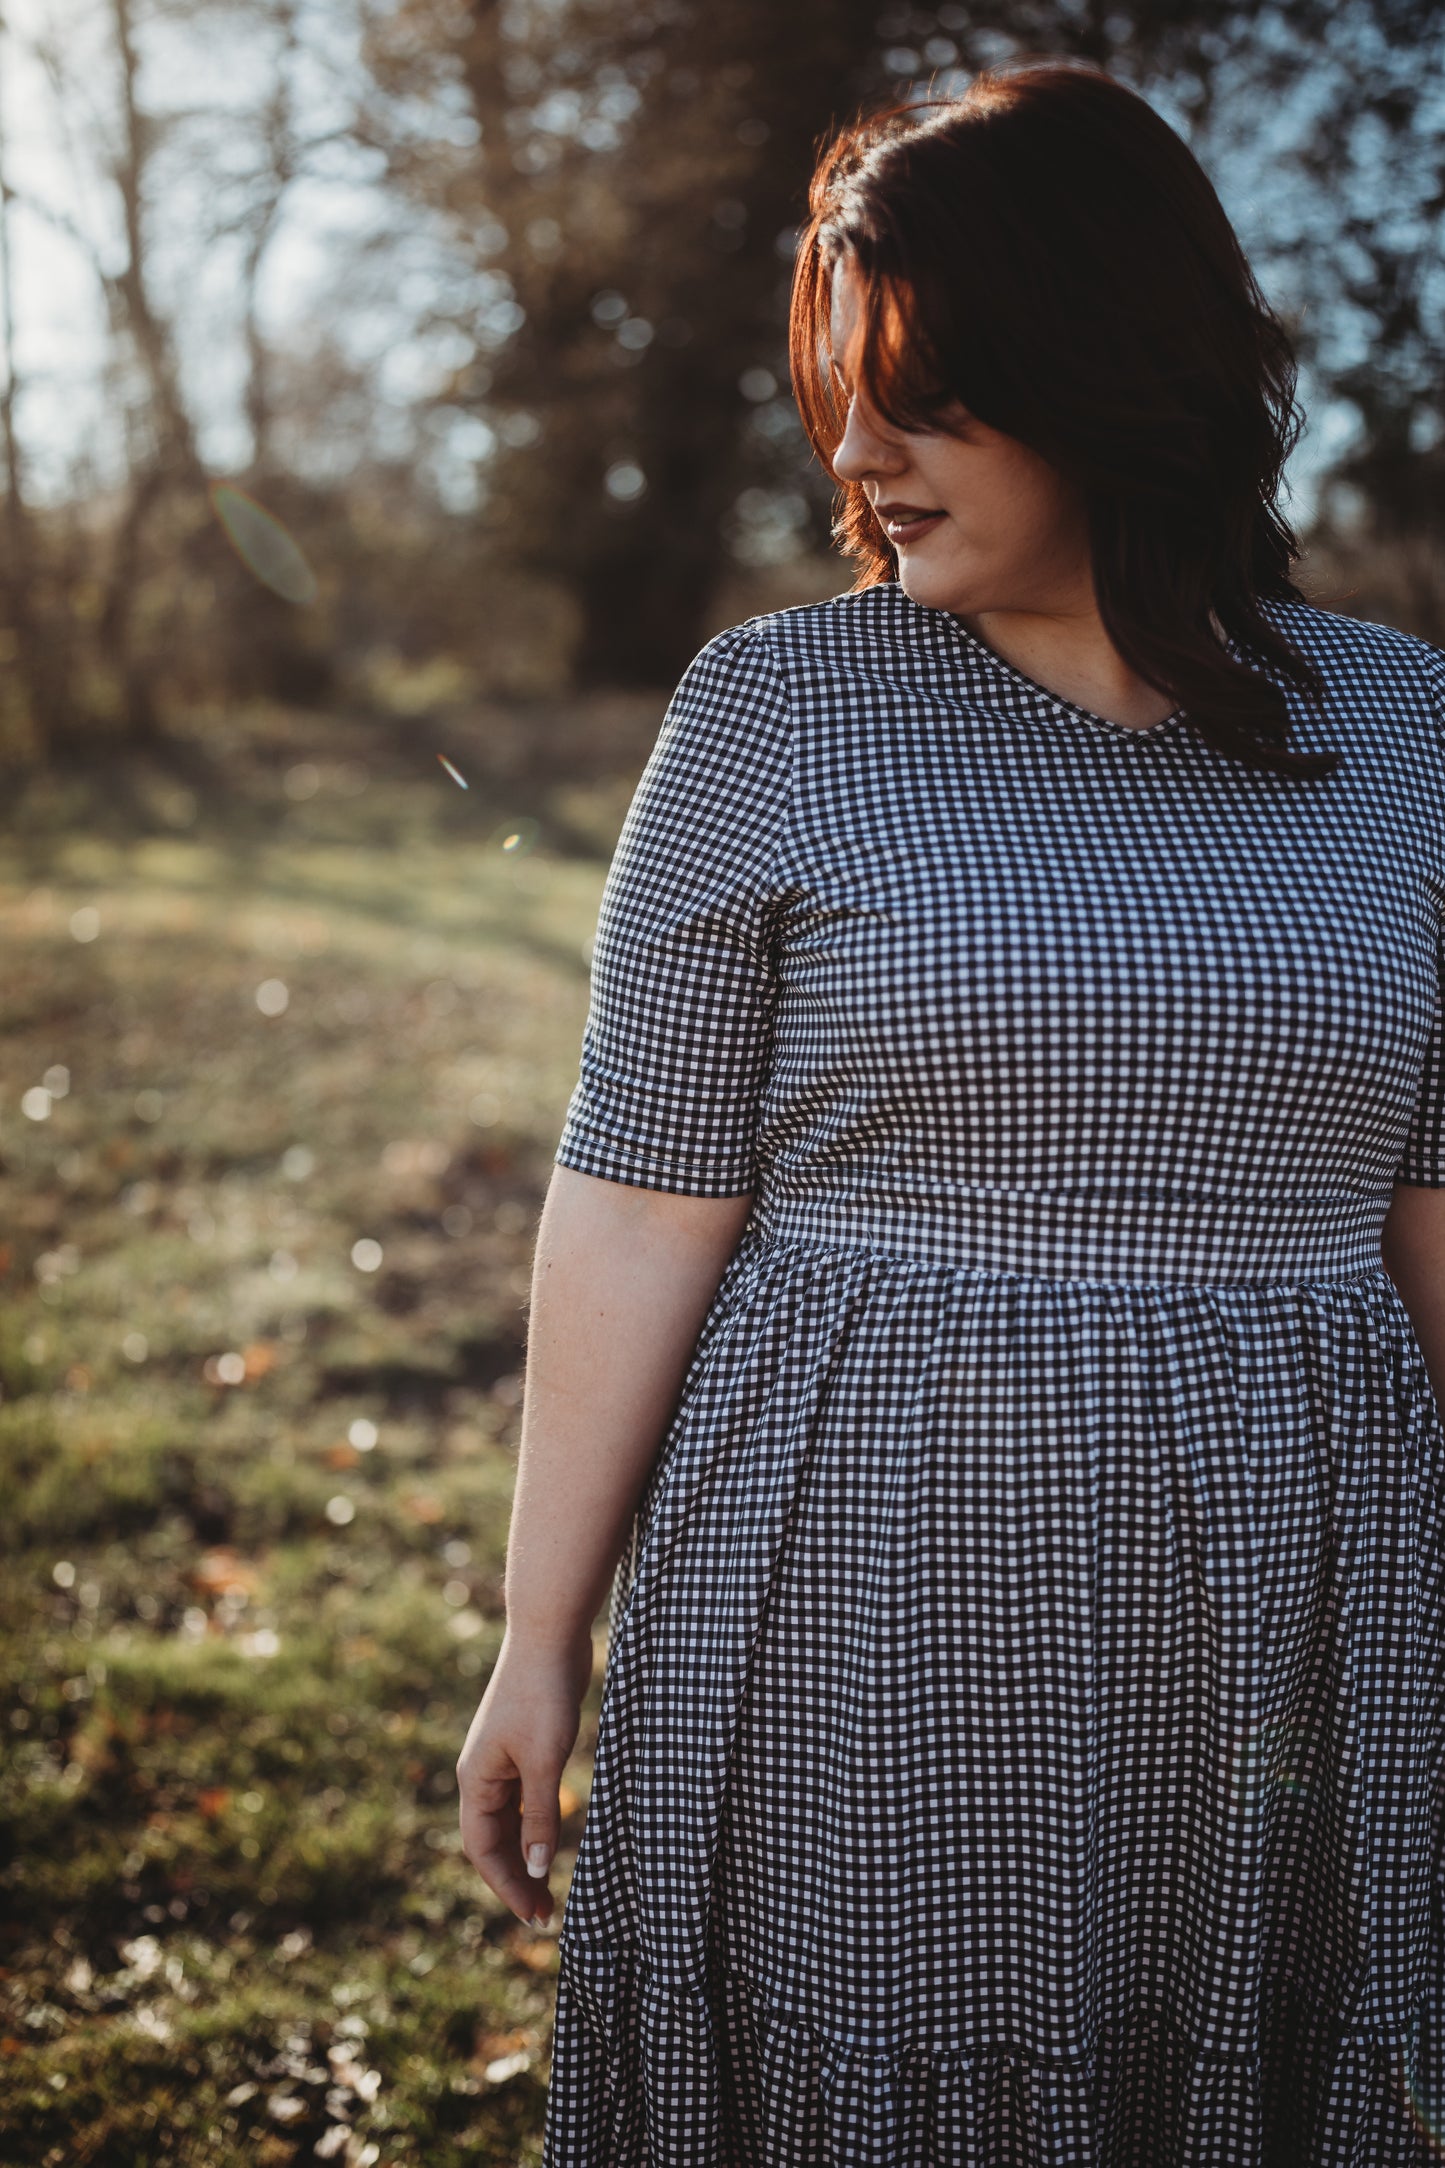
<box><xmin>284</xmin><ymin>762</ymin><xmax>321</xmax><ymax>801</ymax></box>
<box><xmin>21</xmin><ymin>1086</ymin><xmax>51</xmax><ymax>1121</ymax></box>
<box><xmin>281</xmin><ymin>1144</ymin><xmax>315</xmax><ymax>1181</ymax></box>
<box><xmin>325</xmin><ymin>1495</ymin><xmax>356</xmax><ymax>1527</ymax></box>
<box><xmin>348</xmin><ymin>1418</ymin><xmax>378</xmax><ymax>1451</ymax></box>
<box><xmin>69</xmin><ymin>907</ymin><xmax>100</xmax><ymax>943</ymax></box>
<box><xmin>209</xmin><ymin>483</ymin><xmax>319</xmax><ymax>605</ymax></box>
<box><xmin>351</xmin><ymin>1238</ymin><xmax>383</xmax><ymax>1273</ymax></box>
<box><xmin>493</xmin><ymin>815</ymin><xmax>539</xmax><ymax>858</ymax></box>
<box><xmin>256</xmin><ymin>979</ymin><xmax>290</xmax><ymax>1017</ymax></box>
<box><xmin>603</xmin><ymin>461</ymin><xmax>645</xmax><ymax>502</ymax></box>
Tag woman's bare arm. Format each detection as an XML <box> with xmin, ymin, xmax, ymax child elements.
<box><xmin>457</xmin><ymin>1163</ymin><xmax>753</xmax><ymax>1926</ymax></box>
<box><xmin>504</xmin><ymin>1164</ymin><xmax>754</xmax><ymax>1650</ymax></box>
<box><xmin>1381</xmin><ymin>1184</ymin><xmax>1445</xmax><ymax>1411</ymax></box>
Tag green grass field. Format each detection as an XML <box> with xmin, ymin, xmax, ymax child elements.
<box><xmin>0</xmin><ymin>695</ymin><xmax>661</xmax><ymax>2166</ymax></box>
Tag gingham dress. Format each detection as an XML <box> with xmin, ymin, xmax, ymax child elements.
<box><xmin>540</xmin><ymin>583</ymin><xmax>1445</xmax><ymax>2166</ymax></box>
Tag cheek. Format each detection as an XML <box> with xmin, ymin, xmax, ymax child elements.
<box><xmin>940</xmin><ymin>454</ymin><xmax>1068</xmax><ymax>551</ymax></box>
<box><xmin>1002</xmin><ymin>450</ymin><xmax>1077</xmax><ymax>531</ymax></box>
<box><xmin>917</xmin><ymin>441</ymin><xmax>1007</xmax><ymax>524</ymax></box>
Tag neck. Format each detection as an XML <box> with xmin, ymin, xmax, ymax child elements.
<box><xmin>953</xmin><ymin>603</ymin><xmax>1178</xmax><ymax>731</ymax></box>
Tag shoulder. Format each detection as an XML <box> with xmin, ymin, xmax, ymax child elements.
<box><xmin>1257</xmin><ymin>592</ymin><xmax>1445</xmax><ymax>709</ymax></box>
<box><xmin>645</xmin><ymin>614</ymin><xmax>800</xmax><ymax>800</ymax></box>
<box><xmin>723</xmin><ymin>582</ymin><xmax>918</xmax><ymax>681</ymax></box>
<box><xmin>671</xmin><ymin>587</ymin><xmax>913</xmax><ymax>734</ymax></box>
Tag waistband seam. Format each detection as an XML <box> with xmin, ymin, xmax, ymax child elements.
<box><xmin>740</xmin><ymin>1229</ymin><xmax>1392</xmax><ymax>1295</ymax></box>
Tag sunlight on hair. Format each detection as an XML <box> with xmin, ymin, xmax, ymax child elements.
<box><xmin>208</xmin><ymin>483</ymin><xmax>320</xmax><ymax>605</ymax></box>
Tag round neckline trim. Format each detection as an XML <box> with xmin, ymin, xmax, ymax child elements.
<box><xmin>903</xmin><ymin>592</ymin><xmax>1191</xmax><ymax>739</ymax></box>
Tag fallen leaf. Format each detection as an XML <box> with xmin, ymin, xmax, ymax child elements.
<box><xmin>502</xmin><ymin>1929</ymin><xmax>559</xmax><ymax>1973</ymax></box>
<box><xmin>472</xmin><ymin>2025</ymin><xmax>534</xmax><ymax>2065</ymax></box>
<box><xmin>69</xmin><ymin>1723</ymin><xmax>116</xmax><ymax>1775</ymax></box>
<box><xmin>191</xmin><ymin>1549</ymin><xmax>261</xmax><ymax>1598</ymax></box>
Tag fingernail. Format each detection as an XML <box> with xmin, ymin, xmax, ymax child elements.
<box><xmin>527</xmin><ymin>1842</ymin><xmax>551</xmax><ymax>1877</ymax></box>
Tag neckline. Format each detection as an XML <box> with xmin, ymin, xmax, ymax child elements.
<box><xmin>913</xmin><ymin>594</ymin><xmax>1191</xmax><ymax>739</ymax></box>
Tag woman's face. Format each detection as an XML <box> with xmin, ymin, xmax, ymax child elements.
<box><xmin>827</xmin><ymin>256</ymin><xmax>1092</xmax><ymax>620</ymax></box>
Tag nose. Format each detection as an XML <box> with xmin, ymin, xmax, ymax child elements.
<box><xmin>830</xmin><ymin>393</ymin><xmax>905</xmax><ymax>486</ymax></box>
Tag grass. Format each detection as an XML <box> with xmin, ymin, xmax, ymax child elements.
<box><xmin>0</xmin><ymin>692</ymin><xmax>664</xmax><ymax>2166</ymax></box>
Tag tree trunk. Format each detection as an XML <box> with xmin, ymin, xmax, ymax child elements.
<box><xmin>0</xmin><ymin>35</ymin><xmax>70</xmax><ymax>757</ymax></box>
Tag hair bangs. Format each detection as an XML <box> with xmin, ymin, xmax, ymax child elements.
<box><xmin>840</xmin><ymin>270</ymin><xmax>959</xmax><ymax>439</ymax></box>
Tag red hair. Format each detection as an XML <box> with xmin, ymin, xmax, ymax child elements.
<box><xmin>788</xmin><ymin>60</ymin><xmax>1336</xmax><ymax>779</ymax></box>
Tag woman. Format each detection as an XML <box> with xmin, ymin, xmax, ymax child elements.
<box><xmin>459</xmin><ymin>58</ymin><xmax>1445</xmax><ymax>2165</ymax></box>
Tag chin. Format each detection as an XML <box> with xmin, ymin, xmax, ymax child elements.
<box><xmin>895</xmin><ymin>561</ymin><xmax>973</xmax><ymax>615</ymax></box>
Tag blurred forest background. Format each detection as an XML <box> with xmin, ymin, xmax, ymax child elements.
<box><xmin>0</xmin><ymin>0</ymin><xmax>1441</xmax><ymax>757</ymax></box>
<box><xmin>1</xmin><ymin>1</ymin><xmax>1443</xmax><ymax>2164</ymax></box>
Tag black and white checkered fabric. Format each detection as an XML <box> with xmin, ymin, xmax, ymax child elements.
<box><xmin>539</xmin><ymin>582</ymin><xmax>1445</xmax><ymax>2166</ymax></box>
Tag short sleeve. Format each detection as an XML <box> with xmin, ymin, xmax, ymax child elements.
<box><xmin>554</xmin><ymin>624</ymin><xmax>793</xmax><ymax>1195</ymax></box>
<box><xmin>1394</xmin><ymin>645</ymin><xmax>1445</xmax><ymax>1186</ymax></box>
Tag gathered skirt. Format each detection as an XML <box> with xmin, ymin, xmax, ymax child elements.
<box><xmin>539</xmin><ymin>1231</ymin><xmax>1445</xmax><ymax>2166</ymax></box>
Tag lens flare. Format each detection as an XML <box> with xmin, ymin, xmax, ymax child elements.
<box><xmin>208</xmin><ymin>483</ymin><xmax>319</xmax><ymax>605</ymax></box>
<box><xmin>437</xmin><ymin>754</ymin><xmax>468</xmax><ymax>790</ymax></box>
<box><xmin>1403</xmin><ymin>2012</ymin><xmax>1445</xmax><ymax>2158</ymax></box>
<box><xmin>1228</xmin><ymin>1715</ymin><xmax>1314</xmax><ymax>1817</ymax></box>
<box><xmin>491</xmin><ymin>816</ymin><xmax>540</xmax><ymax>858</ymax></box>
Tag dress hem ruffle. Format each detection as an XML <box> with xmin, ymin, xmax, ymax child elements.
<box><xmin>547</xmin><ymin>1938</ymin><xmax>1442</xmax><ymax>2166</ymax></box>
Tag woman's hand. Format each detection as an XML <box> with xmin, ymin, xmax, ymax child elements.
<box><xmin>457</xmin><ymin>1630</ymin><xmax>595</xmax><ymax>1927</ymax></box>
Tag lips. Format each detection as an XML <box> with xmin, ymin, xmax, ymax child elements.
<box><xmin>875</xmin><ymin>504</ymin><xmax>945</xmax><ymax>542</ymax></box>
